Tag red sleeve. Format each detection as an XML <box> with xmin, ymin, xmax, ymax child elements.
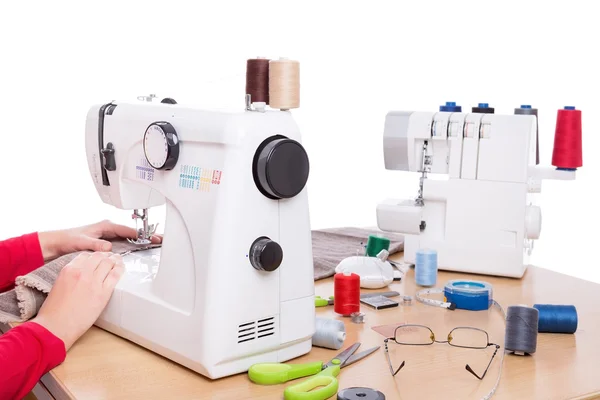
<box><xmin>0</xmin><ymin>322</ymin><xmax>66</xmax><ymax>400</ymax></box>
<box><xmin>0</xmin><ymin>233</ymin><xmax>45</xmax><ymax>292</ymax></box>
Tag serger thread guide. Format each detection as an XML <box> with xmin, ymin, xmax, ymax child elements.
<box><xmin>85</xmin><ymin>58</ymin><xmax>315</xmax><ymax>379</ymax></box>
<box><xmin>377</xmin><ymin>102</ymin><xmax>581</xmax><ymax>278</ymax></box>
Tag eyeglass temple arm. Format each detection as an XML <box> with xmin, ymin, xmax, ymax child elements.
<box><xmin>384</xmin><ymin>338</ymin><xmax>406</xmax><ymax>376</ymax></box>
<box><xmin>465</xmin><ymin>344</ymin><xmax>500</xmax><ymax>380</ymax></box>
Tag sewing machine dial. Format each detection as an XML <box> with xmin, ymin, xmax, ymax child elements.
<box><xmin>143</xmin><ymin>121</ymin><xmax>179</xmax><ymax>170</ymax></box>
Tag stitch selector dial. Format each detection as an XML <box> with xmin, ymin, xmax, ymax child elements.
<box><xmin>249</xmin><ymin>236</ymin><xmax>283</xmax><ymax>272</ymax></box>
<box><xmin>144</xmin><ymin>121</ymin><xmax>179</xmax><ymax>170</ymax></box>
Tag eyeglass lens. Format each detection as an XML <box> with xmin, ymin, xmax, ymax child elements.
<box><xmin>394</xmin><ymin>325</ymin><xmax>489</xmax><ymax>348</ymax></box>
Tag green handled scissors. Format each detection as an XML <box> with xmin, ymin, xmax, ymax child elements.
<box><xmin>248</xmin><ymin>343</ymin><xmax>379</xmax><ymax>400</ymax></box>
<box><xmin>315</xmin><ymin>296</ymin><xmax>334</xmax><ymax>307</ymax></box>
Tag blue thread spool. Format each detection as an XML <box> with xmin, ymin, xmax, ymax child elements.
<box><xmin>533</xmin><ymin>304</ymin><xmax>578</xmax><ymax>333</ymax></box>
<box><xmin>415</xmin><ymin>249</ymin><xmax>437</xmax><ymax>286</ymax></box>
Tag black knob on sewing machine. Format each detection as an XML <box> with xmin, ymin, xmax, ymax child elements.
<box><xmin>249</xmin><ymin>236</ymin><xmax>283</xmax><ymax>272</ymax></box>
<box><xmin>253</xmin><ymin>135</ymin><xmax>310</xmax><ymax>200</ymax></box>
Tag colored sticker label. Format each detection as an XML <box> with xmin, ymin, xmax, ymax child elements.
<box><xmin>178</xmin><ymin>164</ymin><xmax>222</xmax><ymax>192</ymax></box>
<box><xmin>136</xmin><ymin>158</ymin><xmax>155</xmax><ymax>181</ymax></box>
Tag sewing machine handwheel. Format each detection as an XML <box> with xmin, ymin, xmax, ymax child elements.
<box><xmin>253</xmin><ymin>135</ymin><xmax>309</xmax><ymax>200</ymax></box>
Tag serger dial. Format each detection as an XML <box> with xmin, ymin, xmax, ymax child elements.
<box><xmin>143</xmin><ymin>121</ymin><xmax>179</xmax><ymax>170</ymax></box>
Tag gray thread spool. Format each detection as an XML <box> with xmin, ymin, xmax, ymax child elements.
<box><xmin>505</xmin><ymin>305</ymin><xmax>539</xmax><ymax>355</ymax></box>
<box><xmin>514</xmin><ymin>105</ymin><xmax>539</xmax><ymax>165</ymax></box>
<box><xmin>312</xmin><ymin>318</ymin><xmax>346</xmax><ymax>350</ymax></box>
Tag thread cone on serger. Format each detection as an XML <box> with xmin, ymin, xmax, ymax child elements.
<box><xmin>269</xmin><ymin>59</ymin><xmax>300</xmax><ymax>110</ymax></box>
<box><xmin>245</xmin><ymin>58</ymin><xmax>270</xmax><ymax>104</ymax></box>
<box><xmin>551</xmin><ymin>108</ymin><xmax>582</xmax><ymax>169</ymax></box>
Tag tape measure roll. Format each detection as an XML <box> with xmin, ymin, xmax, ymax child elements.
<box><xmin>443</xmin><ymin>280</ymin><xmax>493</xmax><ymax>311</ymax></box>
<box><xmin>338</xmin><ymin>387</ymin><xmax>385</xmax><ymax>400</ymax></box>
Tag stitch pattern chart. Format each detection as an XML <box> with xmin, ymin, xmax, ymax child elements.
<box><xmin>179</xmin><ymin>164</ymin><xmax>222</xmax><ymax>192</ymax></box>
<box><xmin>136</xmin><ymin>158</ymin><xmax>155</xmax><ymax>181</ymax></box>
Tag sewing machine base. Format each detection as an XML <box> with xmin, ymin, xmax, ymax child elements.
<box><xmin>94</xmin><ymin>249</ymin><xmax>314</xmax><ymax>379</ymax></box>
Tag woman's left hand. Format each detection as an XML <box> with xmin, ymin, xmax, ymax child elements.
<box><xmin>38</xmin><ymin>220</ymin><xmax>162</xmax><ymax>261</ymax></box>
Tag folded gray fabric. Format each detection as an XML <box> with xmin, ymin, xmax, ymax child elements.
<box><xmin>0</xmin><ymin>228</ymin><xmax>402</xmax><ymax>323</ymax></box>
<box><xmin>0</xmin><ymin>241</ymin><xmax>146</xmax><ymax>324</ymax></box>
<box><xmin>312</xmin><ymin>227</ymin><xmax>404</xmax><ymax>280</ymax></box>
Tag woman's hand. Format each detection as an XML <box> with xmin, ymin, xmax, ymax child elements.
<box><xmin>32</xmin><ymin>252</ymin><xmax>124</xmax><ymax>350</ymax></box>
<box><xmin>38</xmin><ymin>220</ymin><xmax>162</xmax><ymax>262</ymax></box>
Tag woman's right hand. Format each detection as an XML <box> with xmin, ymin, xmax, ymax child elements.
<box><xmin>32</xmin><ymin>252</ymin><xmax>124</xmax><ymax>350</ymax></box>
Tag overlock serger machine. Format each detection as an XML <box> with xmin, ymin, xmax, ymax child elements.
<box><xmin>377</xmin><ymin>102</ymin><xmax>581</xmax><ymax>278</ymax></box>
<box><xmin>84</xmin><ymin>59</ymin><xmax>315</xmax><ymax>379</ymax></box>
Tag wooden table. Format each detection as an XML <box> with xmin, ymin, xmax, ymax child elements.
<box><xmin>4</xmin><ymin>260</ymin><xmax>600</xmax><ymax>400</ymax></box>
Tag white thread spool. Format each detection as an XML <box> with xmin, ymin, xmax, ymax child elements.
<box><xmin>269</xmin><ymin>58</ymin><xmax>300</xmax><ymax>110</ymax></box>
<box><xmin>312</xmin><ymin>318</ymin><xmax>346</xmax><ymax>349</ymax></box>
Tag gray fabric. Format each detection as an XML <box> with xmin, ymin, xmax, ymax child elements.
<box><xmin>312</xmin><ymin>227</ymin><xmax>404</xmax><ymax>280</ymax></box>
<box><xmin>0</xmin><ymin>241</ymin><xmax>142</xmax><ymax>324</ymax></box>
<box><xmin>0</xmin><ymin>228</ymin><xmax>403</xmax><ymax>323</ymax></box>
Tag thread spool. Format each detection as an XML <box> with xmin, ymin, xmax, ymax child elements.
<box><xmin>268</xmin><ymin>58</ymin><xmax>300</xmax><ymax>110</ymax></box>
<box><xmin>551</xmin><ymin>106</ymin><xmax>582</xmax><ymax>170</ymax></box>
<box><xmin>334</xmin><ymin>272</ymin><xmax>360</xmax><ymax>316</ymax></box>
<box><xmin>472</xmin><ymin>103</ymin><xmax>495</xmax><ymax>114</ymax></box>
<box><xmin>364</xmin><ymin>234</ymin><xmax>391</xmax><ymax>257</ymax></box>
<box><xmin>312</xmin><ymin>318</ymin><xmax>346</xmax><ymax>349</ymax></box>
<box><xmin>515</xmin><ymin>105</ymin><xmax>539</xmax><ymax>165</ymax></box>
<box><xmin>415</xmin><ymin>249</ymin><xmax>437</xmax><ymax>287</ymax></box>
<box><xmin>505</xmin><ymin>305</ymin><xmax>539</xmax><ymax>355</ymax></box>
<box><xmin>245</xmin><ymin>57</ymin><xmax>270</xmax><ymax>105</ymax></box>
<box><xmin>533</xmin><ymin>304</ymin><xmax>578</xmax><ymax>333</ymax></box>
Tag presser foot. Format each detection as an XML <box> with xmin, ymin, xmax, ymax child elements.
<box><xmin>127</xmin><ymin>238</ymin><xmax>153</xmax><ymax>245</ymax></box>
<box><xmin>128</xmin><ymin>221</ymin><xmax>159</xmax><ymax>246</ymax></box>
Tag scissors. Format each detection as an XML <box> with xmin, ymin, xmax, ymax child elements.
<box><xmin>315</xmin><ymin>295</ymin><xmax>334</xmax><ymax>307</ymax></box>
<box><xmin>248</xmin><ymin>343</ymin><xmax>379</xmax><ymax>400</ymax></box>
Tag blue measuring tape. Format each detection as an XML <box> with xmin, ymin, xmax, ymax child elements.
<box><xmin>416</xmin><ymin>279</ymin><xmax>493</xmax><ymax>311</ymax></box>
<box><xmin>443</xmin><ymin>280</ymin><xmax>493</xmax><ymax>311</ymax></box>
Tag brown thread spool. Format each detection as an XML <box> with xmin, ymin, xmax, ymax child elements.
<box><xmin>269</xmin><ymin>58</ymin><xmax>300</xmax><ymax>110</ymax></box>
<box><xmin>245</xmin><ymin>57</ymin><xmax>270</xmax><ymax>105</ymax></box>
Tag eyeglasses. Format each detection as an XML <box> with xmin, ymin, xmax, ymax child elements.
<box><xmin>384</xmin><ymin>324</ymin><xmax>500</xmax><ymax>380</ymax></box>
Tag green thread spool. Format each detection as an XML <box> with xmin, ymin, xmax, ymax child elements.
<box><xmin>364</xmin><ymin>235</ymin><xmax>390</xmax><ymax>257</ymax></box>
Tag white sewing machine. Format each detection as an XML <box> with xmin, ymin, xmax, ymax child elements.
<box><xmin>377</xmin><ymin>102</ymin><xmax>577</xmax><ymax>278</ymax></box>
<box><xmin>84</xmin><ymin>96</ymin><xmax>315</xmax><ymax>379</ymax></box>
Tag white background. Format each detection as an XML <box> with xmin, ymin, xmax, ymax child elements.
<box><xmin>1</xmin><ymin>0</ymin><xmax>598</xmax><ymax>283</ymax></box>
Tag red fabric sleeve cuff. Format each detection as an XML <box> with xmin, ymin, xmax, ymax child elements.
<box><xmin>20</xmin><ymin>321</ymin><xmax>67</xmax><ymax>369</ymax></box>
<box><xmin>20</xmin><ymin>232</ymin><xmax>45</xmax><ymax>273</ymax></box>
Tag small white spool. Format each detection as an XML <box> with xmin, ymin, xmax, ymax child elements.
<box><xmin>312</xmin><ymin>318</ymin><xmax>346</xmax><ymax>350</ymax></box>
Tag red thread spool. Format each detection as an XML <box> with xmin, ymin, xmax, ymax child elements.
<box><xmin>552</xmin><ymin>106</ymin><xmax>582</xmax><ymax>170</ymax></box>
<box><xmin>334</xmin><ymin>272</ymin><xmax>360</xmax><ymax>316</ymax></box>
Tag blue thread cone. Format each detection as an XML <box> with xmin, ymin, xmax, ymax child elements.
<box><xmin>415</xmin><ymin>249</ymin><xmax>437</xmax><ymax>286</ymax></box>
